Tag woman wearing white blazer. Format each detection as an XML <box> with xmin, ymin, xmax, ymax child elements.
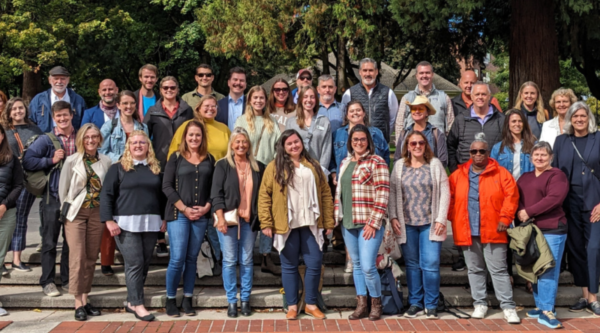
<box><xmin>58</xmin><ymin>123</ymin><xmax>112</xmax><ymax>321</ymax></box>
<box><xmin>539</xmin><ymin>88</ymin><xmax>577</xmax><ymax>147</ymax></box>
<box><xmin>388</xmin><ymin>130</ymin><xmax>450</xmax><ymax>320</ymax></box>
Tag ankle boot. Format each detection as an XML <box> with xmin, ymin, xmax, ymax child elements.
<box><xmin>261</xmin><ymin>254</ymin><xmax>282</xmax><ymax>276</ymax></box>
<box><xmin>181</xmin><ymin>296</ymin><xmax>196</xmax><ymax>316</ymax></box>
<box><xmin>368</xmin><ymin>297</ymin><xmax>382</xmax><ymax>321</ymax></box>
<box><xmin>165</xmin><ymin>298</ymin><xmax>180</xmax><ymax>317</ymax></box>
<box><xmin>348</xmin><ymin>295</ymin><xmax>369</xmax><ymax>320</ymax></box>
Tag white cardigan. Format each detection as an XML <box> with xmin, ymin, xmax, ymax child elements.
<box><xmin>388</xmin><ymin>157</ymin><xmax>450</xmax><ymax>244</ymax></box>
<box><xmin>539</xmin><ymin>117</ymin><xmax>562</xmax><ymax>148</ymax></box>
<box><xmin>58</xmin><ymin>152</ymin><xmax>112</xmax><ymax>221</ymax></box>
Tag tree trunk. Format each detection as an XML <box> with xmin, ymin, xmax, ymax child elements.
<box><xmin>320</xmin><ymin>43</ymin><xmax>330</xmax><ymax>76</ymax></box>
<box><xmin>336</xmin><ymin>36</ymin><xmax>347</xmax><ymax>96</ymax></box>
<box><xmin>22</xmin><ymin>63</ymin><xmax>42</xmax><ymax>103</ymax></box>
<box><xmin>509</xmin><ymin>0</ymin><xmax>560</xmax><ymax>109</ymax></box>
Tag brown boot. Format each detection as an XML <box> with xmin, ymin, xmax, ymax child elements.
<box><xmin>348</xmin><ymin>295</ymin><xmax>369</xmax><ymax>320</ymax></box>
<box><xmin>368</xmin><ymin>297</ymin><xmax>382</xmax><ymax>321</ymax></box>
<box><xmin>261</xmin><ymin>254</ymin><xmax>282</xmax><ymax>276</ymax></box>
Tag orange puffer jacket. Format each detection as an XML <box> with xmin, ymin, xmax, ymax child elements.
<box><xmin>448</xmin><ymin>158</ymin><xmax>519</xmax><ymax>246</ymax></box>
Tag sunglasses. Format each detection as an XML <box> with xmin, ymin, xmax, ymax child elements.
<box><xmin>409</xmin><ymin>140</ymin><xmax>426</xmax><ymax>147</ymax></box>
<box><xmin>410</xmin><ymin>108</ymin><xmax>428</xmax><ymax>114</ymax></box>
<box><xmin>469</xmin><ymin>149</ymin><xmax>488</xmax><ymax>155</ymax></box>
<box><xmin>273</xmin><ymin>88</ymin><xmax>289</xmax><ymax>93</ymax></box>
<box><xmin>299</xmin><ymin>76</ymin><xmax>312</xmax><ymax>81</ymax></box>
<box><xmin>196</xmin><ymin>73</ymin><xmax>213</xmax><ymax>78</ymax></box>
<box><xmin>162</xmin><ymin>86</ymin><xmax>177</xmax><ymax>91</ymax></box>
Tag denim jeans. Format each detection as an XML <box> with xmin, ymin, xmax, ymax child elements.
<box><xmin>217</xmin><ymin>220</ymin><xmax>257</xmax><ymax>304</ymax></box>
<box><xmin>342</xmin><ymin>225</ymin><xmax>384</xmax><ymax>298</ymax></box>
<box><xmin>400</xmin><ymin>224</ymin><xmax>442</xmax><ymax>310</ymax></box>
<box><xmin>166</xmin><ymin>215</ymin><xmax>209</xmax><ymax>298</ymax></box>
<box><xmin>533</xmin><ymin>233</ymin><xmax>567</xmax><ymax>312</ymax></box>
<box><xmin>207</xmin><ymin>220</ymin><xmax>222</xmax><ymax>261</ymax></box>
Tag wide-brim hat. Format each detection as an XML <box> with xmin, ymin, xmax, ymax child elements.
<box><xmin>406</xmin><ymin>95</ymin><xmax>436</xmax><ymax>115</ymax></box>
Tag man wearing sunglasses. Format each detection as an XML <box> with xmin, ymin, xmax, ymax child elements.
<box><xmin>291</xmin><ymin>69</ymin><xmax>314</xmax><ymax>104</ymax></box>
<box><xmin>182</xmin><ymin>64</ymin><xmax>225</xmax><ymax>110</ymax></box>
<box><xmin>448</xmin><ymin>132</ymin><xmax>520</xmax><ymax>324</ymax></box>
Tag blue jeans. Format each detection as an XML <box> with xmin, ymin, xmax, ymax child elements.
<box><xmin>533</xmin><ymin>233</ymin><xmax>567</xmax><ymax>312</ymax></box>
<box><xmin>166</xmin><ymin>215</ymin><xmax>209</xmax><ymax>298</ymax></box>
<box><xmin>400</xmin><ymin>224</ymin><xmax>442</xmax><ymax>310</ymax></box>
<box><xmin>207</xmin><ymin>220</ymin><xmax>222</xmax><ymax>261</ymax></box>
<box><xmin>280</xmin><ymin>227</ymin><xmax>323</xmax><ymax>305</ymax></box>
<box><xmin>342</xmin><ymin>225</ymin><xmax>384</xmax><ymax>298</ymax></box>
<box><xmin>217</xmin><ymin>220</ymin><xmax>257</xmax><ymax>304</ymax></box>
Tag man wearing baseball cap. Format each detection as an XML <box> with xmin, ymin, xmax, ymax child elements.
<box><xmin>291</xmin><ymin>69</ymin><xmax>313</xmax><ymax>104</ymax></box>
<box><xmin>29</xmin><ymin>66</ymin><xmax>87</xmax><ymax>132</ymax></box>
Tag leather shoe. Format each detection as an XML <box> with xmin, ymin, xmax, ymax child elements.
<box><xmin>227</xmin><ymin>303</ymin><xmax>238</xmax><ymax>318</ymax></box>
<box><xmin>74</xmin><ymin>306</ymin><xmax>87</xmax><ymax>321</ymax></box>
<box><xmin>241</xmin><ymin>301</ymin><xmax>251</xmax><ymax>316</ymax></box>
<box><xmin>304</xmin><ymin>306</ymin><xmax>326</xmax><ymax>319</ymax></box>
<box><xmin>84</xmin><ymin>303</ymin><xmax>101</xmax><ymax>316</ymax></box>
<box><xmin>286</xmin><ymin>308</ymin><xmax>298</xmax><ymax>320</ymax></box>
<box><xmin>570</xmin><ymin>298</ymin><xmax>589</xmax><ymax>312</ymax></box>
<box><xmin>134</xmin><ymin>311</ymin><xmax>155</xmax><ymax>322</ymax></box>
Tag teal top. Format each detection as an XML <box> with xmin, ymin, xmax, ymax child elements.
<box><xmin>341</xmin><ymin>161</ymin><xmax>362</xmax><ymax>230</ymax></box>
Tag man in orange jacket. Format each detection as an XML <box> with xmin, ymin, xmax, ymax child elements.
<box><xmin>448</xmin><ymin>133</ymin><xmax>521</xmax><ymax>324</ymax></box>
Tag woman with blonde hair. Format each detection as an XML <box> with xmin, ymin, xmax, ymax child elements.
<box><xmin>540</xmin><ymin>88</ymin><xmax>577</xmax><ymax>147</ymax></box>
<box><xmin>513</xmin><ymin>81</ymin><xmax>549</xmax><ymax>139</ymax></box>
<box><xmin>59</xmin><ymin>123</ymin><xmax>112</xmax><ymax>321</ymax></box>
<box><xmin>211</xmin><ymin>127</ymin><xmax>265</xmax><ymax>317</ymax></box>
<box><xmin>100</xmin><ymin>130</ymin><xmax>166</xmax><ymax>322</ymax></box>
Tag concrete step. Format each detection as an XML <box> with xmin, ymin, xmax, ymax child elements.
<box><xmin>0</xmin><ymin>264</ymin><xmax>575</xmax><ymax>287</ymax></box>
<box><xmin>0</xmin><ymin>285</ymin><xmax>589</xmax><ymax>309</ymax></box>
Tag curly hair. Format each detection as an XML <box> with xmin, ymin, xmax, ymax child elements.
<box><xmin>120</xmin><ymin>130</ymin><xmax>161</xmax><ymax>174</ymax></box>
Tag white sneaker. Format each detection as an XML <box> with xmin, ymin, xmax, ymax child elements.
<box><xmin>472</xmin><ymin>304</ymin><xmax>488</xmax><ymax>319</ymax></box>
<box><xmin>344</xmin><ymin>260</ymin><xmax>353</xmax><ymax>273</ymax></box>
<box><xmin>503</xmin><ymin>308</ymin><xmax>521</xmax><ymax>324</ymax></box>
<box><xmin>0</xmin><ymin>307</ymin><xmax>8</xmax><ymax>316</ymax></box>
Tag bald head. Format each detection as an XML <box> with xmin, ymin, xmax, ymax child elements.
<box><xmin>98</xmin><ymin>79</ymin><xmax>119</xmax><ymax>106</ymax></box>
<box><xmin>459</xmin><ymin>70</ymin><xmax>478</xmax><ymax>96</ymax></box>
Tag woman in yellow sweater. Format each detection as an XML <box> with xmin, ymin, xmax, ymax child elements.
<box><xmin>169</xmin><ymin>95</ymin><xmax>230</xmax><ymax>160</ymax></box>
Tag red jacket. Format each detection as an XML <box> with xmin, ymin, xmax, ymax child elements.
<box><xmin>448</xmin><ymin>159</ymin><xmax>519</xmax><ymax>246</ymax></box>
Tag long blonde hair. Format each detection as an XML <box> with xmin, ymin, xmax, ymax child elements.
<box><xmin>75</xmin><ymin>123</ymin><xmax>103</xmax><ymax>154</ymax></box>
<box><xmin>244</xmin><ymin>86</ymin><xmax>275</xmax><ymax>134</ymax></box>
<box><xmin>120</xmin><ymin>130</ymin><xmax>161</xmax><ymax>174</ymax></box>
<box><xmin>514</xmin><ymin>81</ymin><xmax>546</xmax><ymax>124</ymax></box>
<box><xmin>224</xmin><ymin>127</ymin><xmax>260</xmax><ymax>172</ymax></box>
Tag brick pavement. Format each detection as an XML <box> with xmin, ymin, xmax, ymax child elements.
<box><xmin>44</xmin><ymin>318</ymin><xmax>600</xmax><ymax>333</ymax></box>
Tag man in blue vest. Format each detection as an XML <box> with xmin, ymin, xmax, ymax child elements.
<box><xmin>341</xmin><ymin>58</ymin><xmax>398</xmax><ymax>143</ymax></box>
<box><xmin>81</xmin><ymin>79</ymin><xmax>120</xmax><ymax>129</ymax></box>
<box><xmin>395</xmin><ymin>61</ymin><xmax>455</xmax><ymax>136</ymax></box>
<box><xmin>29</xmin><ymin>66</ymin><xmax>87</xmax><ymax>132</ymax></box>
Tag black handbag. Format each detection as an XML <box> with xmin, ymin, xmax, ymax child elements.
<box><xmin>58</xmin><ymin>201</ymin><xmax>71</xmax><ymax>224</ymax></box>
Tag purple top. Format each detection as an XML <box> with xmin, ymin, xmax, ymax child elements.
<box><xmin>470</xmin><ymin>106</ymin><xmax>494</xmax><ymax>126</ymax></box>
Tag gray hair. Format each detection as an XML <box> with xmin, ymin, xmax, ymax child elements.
<box><xmin>531</xmin><ymin>141</ymin><xmax>554</xmax><ymax>164</ymax></box>
<box><xmin>472</xmin><ymin>81</ymin><xmax>491</xmax><ymax>95</ymax></box>
<box><xmin>471</xmin><ymin>132</ymin><xmax>489</xmax><ymax>149</ymax></box>
<box><xmin>318</xmin><ymin>74</ymin><xmax>336</xmax><ymax>86</ymax></box>
<box><xmin>415</xmin><ymin>61</ymin><xmax>434</xmax><ymax>73</ymax></box>
<box><xmin>563</xmin><ymin>101</ymin><xmax>597</xmax><ymax>135</ymax></box>
<box><xmin>359</xmin><ymin>58</ymin><xmax>378</xmax><ymax>70</ymax></box>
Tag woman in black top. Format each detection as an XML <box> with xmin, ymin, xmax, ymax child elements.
<box><xmin>211</xmin><ymin>127</ymin><xmax>265</xmax><ymax>318</ymax></box>
<box><xmin>100</xmin><ymin>130</ymin><xmax>166</xmax><ymax>322</ymax></box>
<box><xmin>0</xmin><ymin>124</ymin><xmax>24</xmax><ymax>316</ymax></box>
<box><xmin>162</xmin><ymin>120</ymin><xmax>214</xmax><ymax>317</ymax></box>
<box><xmin>1</xmin><ymin>97</ymin><xmax>42</xmax><ymax>272</ymax></box>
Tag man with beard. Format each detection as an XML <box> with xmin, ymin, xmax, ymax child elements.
<box><xmin>216</xmin><ymin>67</ymin><xmax>247</xmax><ymax>131</ymax></box>
<box><xmin>452</xmin><ymin>70</ymin><xmax>503</xmax><ymax>116</ymax></box>
<box><xmin>29</xmin><ymin>66</ymin><xmax>87</xmax><ymax>132</ymax></box>
<box><xmin>182</xmin><ymin>64</ymin><xmax>225</xmax><ymax>110</ymax></box>
<box><xmin>341</xmin><ymin>58</ymin><xmax>398</xmax><ymax>143</ymax></box>
<box><xmin>134</xmin><ymin>64</ymin><xmax>159</xmax><ymax>122</ymax></box>
<box><xmin>395</xmin><ymin>61</ymin><xmax>455</xmax><ymax>136</ymax></box>
<box><xmin>317</xmin><ymin>75</ymin><xmax>344</xmax><ymax>134</ymax></box>
<box><xmin>81</xmin><ymin>79</ymin><xmax>120</xmax><ymax>129</ymax></box>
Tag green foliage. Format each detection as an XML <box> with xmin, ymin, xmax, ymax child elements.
<box><xmin>559</xmin><ymin>58</ymin><xmax>590</xmax><ymax>98</ymax></box>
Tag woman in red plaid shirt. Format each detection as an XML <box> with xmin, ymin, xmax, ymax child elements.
<box><xmin>333</xmin><ymin>124</ymin><xmax>390</xmax><ymax>321</ymax></box>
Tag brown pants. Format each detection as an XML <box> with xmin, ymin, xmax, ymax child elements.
<box><xmin>64</xmin><ymin>207</ymin><xmax>103</xmax><ymax>295</ymax></box>
<box><xmin>101</xmin><ymin>224</ymin><xmax>116</xmax><ymax>265</ymax></box>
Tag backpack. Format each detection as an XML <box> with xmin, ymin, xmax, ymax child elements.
<box><xmin>369</xmin><ymin>267</ymin><xmax>403</xmax><ymax>315</ymax></box>
<box><xmin>22</xmin><ymin>133</ymin><xmax>63</xmax><ymax>197</ymax></box>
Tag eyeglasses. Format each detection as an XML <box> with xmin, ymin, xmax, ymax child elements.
<box><xmin>299</xmin><ymin>76</ymin><xmax>312</xmax><ymax>81</ymax></box>
<box><xmin>409</xmin><ymin>140</ymin><xmax>426</xmax><ymax>147</ymax></box>
<box><xmin>84</xmin><ymin>135</ymin><xmax>99</xmax><ymax>142</ymax></box>
<box><xmin>273</xmin><ymin>88</ymin><xmax>289</xmax><ymax>93</ymax></box>
<box><xmin>131</xmin><ymin>141</ymin><xmax>148</xmax><ymax>146</ymax></box>
<box><xmin>469</xmin><ymin>149</ymin><xmax>488</xmax><ymax>155</ymax></box>
<box><xmin>352</xmin><ymin>138</ymin><xmax>367</xmax><ymax>143</ymax></box>
<box><xmin>162</xmin><ymin>86</ymin><xmax>177</xmax><ymax>91</ymax></box>
<box><xmin>196</xmin><ymin>73</ymin><xmax>213</xmax><ymax>78</ymax></box>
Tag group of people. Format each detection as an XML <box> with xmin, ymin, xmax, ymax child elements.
<box><xmin>0</xmin><ymin>58</ymin><xmax>597</xmax><ymax>329</ymax></box>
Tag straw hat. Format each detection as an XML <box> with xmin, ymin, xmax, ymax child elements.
<box><xmin>406</xmin><ymin>95</ymin><xmax>436</xmax><ymax>115</ymax></box>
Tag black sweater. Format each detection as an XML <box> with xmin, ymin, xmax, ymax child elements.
<box><xmin>210</xmin><ymin>159</ymin><xmax>265</xmax><ymax>231</ymax></box>
<box><xmin>100</xmin><ymin>163</ymin><xmax>166</xmax><ymax>222</ymax></box>
<box><xmin>162</xmin><ymin>153</ymin><xmax>215</xmax><ymax>221</ymax></box>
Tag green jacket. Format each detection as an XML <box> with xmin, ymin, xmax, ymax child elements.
<box><xmin>507</xmin><ymin>223</ymin><xmax>555</xmax><ymax>283</ymax></box>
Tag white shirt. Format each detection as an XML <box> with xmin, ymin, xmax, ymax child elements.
<box><xmin>341</xmin><ymin>85</ymin><xmax>399</xmax><ymax>134</ymax></box>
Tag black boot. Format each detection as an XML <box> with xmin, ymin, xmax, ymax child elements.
<box><xmin>212</xmin><ymin>260</ymin><xmax>222</xmax><ymax>277</ymax></box>
<box><xmin>181</xmin><ymin>296</ymin><xmax>196</xmax><ymax>316</ymax></box>
<box><xmin>261</xmin><ymin>254</ymin><xmax>282</xmax><ymax>276</ymax></box>
<box><xmin>166</xmin><ymin>298</ymin><xmax>180</xmax><ymax>317</ymax></box>
<box><xmin>227</xmin><ymin>303</ymin><xmax>238</xmax><ymax>318</ymax></box>
<box><xmin>241</xmin><ymin>301</ymin><xmax>251</xmax><ymax>316</ymax></box>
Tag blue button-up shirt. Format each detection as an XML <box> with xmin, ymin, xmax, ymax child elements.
<box><xmin>227</xmin><ymin>95</ymin><xmax>245</xmax><ymax>132</ymax></box>
<box><xmin>468</xmin><ymin>166</ymin><xmax>481</xmax><ymax>237</ymax></box>
<box><xmin>318</xmin><ymin>101</ymin><xmax>345</xmax><ymax>135</ymax></box>
<box><xmin>470</xmin><ymin>105</ymin><xmax>494</xmax><ymax>126</ymax></box>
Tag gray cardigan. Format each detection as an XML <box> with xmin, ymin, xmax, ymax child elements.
<box><xmin>285</xmin><ymin>114</ymin><xmax>332</xmax><ymax>175</ymax></box>
<box><xmin>389</xmin><ymin>157</ymin><xmax>450</xmax><ymax>244</ymax></box>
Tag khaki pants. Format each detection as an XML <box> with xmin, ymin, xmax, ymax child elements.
<box><xmin>64</xmin><ymin>207</ymin><xmax>103</xmax><ymax>295</ymax></box>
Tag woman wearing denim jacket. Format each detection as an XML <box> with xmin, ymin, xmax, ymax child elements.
<box><xmin>98</xmin><ymin>91</ymin><xmax>149</xmax><ymax>276</ymax></box>
<box><xmin>490</xmin><ymin>109</ymin><xmax>536</xmax><ymax>181</ymax></box>
<box><xmin>333</xmin><ymin>124</ymin><xmax>390</xmax><ymax>321</ymax></box>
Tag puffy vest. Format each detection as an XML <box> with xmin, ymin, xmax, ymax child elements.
<box><xmin>0</xmin><ymin>158</ymin><xmax>15</xmax><ymax>202</ymax></box>
<box><xmin>403</xmin><ymin>85</ymin><xmax>449</xmax><ymax>133</ymax></box>
<box><xmin>349</xmin><ymin>82</ymin><xmax>392</xmax><ymax>142</ymax></box>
